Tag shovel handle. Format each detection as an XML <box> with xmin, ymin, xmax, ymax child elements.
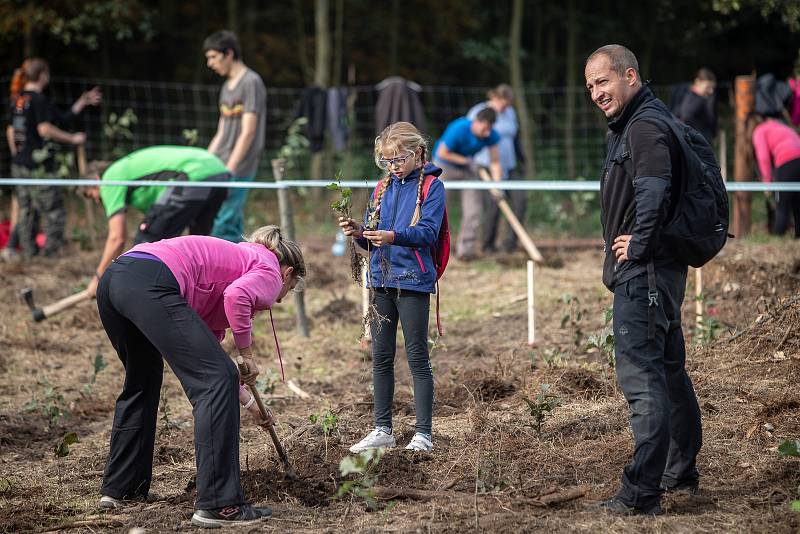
<box><xmin>236</xmin><ymin>356</ymin><xmax>294</xmax><ymax>471</ymax></box>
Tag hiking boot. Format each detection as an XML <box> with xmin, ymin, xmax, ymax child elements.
<box><xmin>404</xmin><ymin>433</ymin><xmax>433</xmax><ymax>452</ymax></box>
<box><xmin>349</xmin><ymin>428</ymin><xmax>395</xmax><ymax>453</ymax></box>
<box><xmin>191</xmin><ymin>503</ymin><xmax>272</xmax><ymax>529</ymax></box>
<box><xmin>99</xmin><ymin>493</ymin><xmax>163</xmax><ymax>509</ymax></box>
<box><xmin>598</xmin><ymin>496</ymin><xmax>663</xmax><ymax>516</ymax></box>
<box><xmin>661</xmin><ymin>478</ymin><xmax>699</xmax><ymax>495</ymax></box>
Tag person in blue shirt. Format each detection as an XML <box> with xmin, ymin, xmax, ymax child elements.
<box><xmin>467</xmin><ymin>84</ymin><xmax>527</xmax><ymax>254</ymax></box>
<box><xmin>433</xmin><ymin>107</ymin><xmax>501</xmax><ymax>260</ymax></box>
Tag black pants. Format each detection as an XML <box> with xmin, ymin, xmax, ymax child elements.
<box><xmin>482</xmin><ymin>170</ymin><xmax>527</xmax><ymax>252</ymax></box>
<box><xmin>612</xmin><ymin>263</ymin><xmax>702</xmax><ymax>507</ymax></box>
<box><xmin>97</xmin><ymin>256</ymin><xmax>243</xmax><ymax>509</ymax></box>
<box><xmin>134</xmin><ymin>185</ymin><xmax>227</xmax><ymax>244</ymax></box>
<box><xmin>773</xmin><ymin>158</ymin><xmax>800</xmax><ymax>238</ymax></box>
<box><xmin>371</xmin><ymin>288</ymin><xmax>433</xmax><ymax>435</ymax></box>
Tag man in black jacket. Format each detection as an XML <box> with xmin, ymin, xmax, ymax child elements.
<box><xmin>584</xmin><ymin>44</ymin><xmax>702</xmax><ymax>516</ymax></box>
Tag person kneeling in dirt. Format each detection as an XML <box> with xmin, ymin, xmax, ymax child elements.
<box><xmin>84</xmin><ymin>145</ymin><xmax>231</xmax><ymax>297</ymax></box>
<box><xmin>340</xmin><ymin>121</ymin><xmax>445</xmax><ymax>453</ymax></box>
<box><xmin>96</xmin><ymin>225</ymin><xmax>305</xmax><ymax>528</ymax></box>
<box><xmin>585</xmin><ymin>45</ymin><xmax>702</xmax><ymax>515</ymax></box>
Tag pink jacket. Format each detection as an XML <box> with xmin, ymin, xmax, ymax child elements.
<box><xmin>752</xmin><ymin>120</ymin><xmax>800</xmax><ymax>183</ymax></box>
<box><xmin>130</xmin><ymin>236</ymin><xmax>283</xmax><ymax>349</ymax></box>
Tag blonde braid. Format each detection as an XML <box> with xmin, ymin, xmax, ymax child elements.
<box><xmin>373</xmin><ymin>174</ymin><xmax>392</xmax><ymax>222</ymax></box>
<box><xmin>409</xmin><ymin>165</ymin><xmax>425</xmax><ymax>227</ymax></box>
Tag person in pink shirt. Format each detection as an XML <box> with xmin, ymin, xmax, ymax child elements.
<box><xmin>95</xmin><ymin>225</ymin><xmax>305</xmax><ymax>528</ymax></box>
<box><xmin>748</xmin><ymin>114</ymin><xmax>800</xmax><ymax>237</ymax></box>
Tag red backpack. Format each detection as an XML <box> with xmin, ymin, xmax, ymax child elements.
<box><xmin>372</xmin><ymin>173</ymin><xmax>450</xmax><ymax>335</ymax></box>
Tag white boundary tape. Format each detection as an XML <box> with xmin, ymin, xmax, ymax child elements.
<box><xmin>0</xmin><ymin>178</ymin><xmax>799</xmax><ymax>192</ymax></box>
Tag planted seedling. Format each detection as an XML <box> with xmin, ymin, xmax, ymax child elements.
<box><xmin>560</xmin><ymin>293</ymin><xmax>587</xmax><ymax>347</ymax></box>
<box><xmin>54</xmin><ymin>432</ymin><xmax>79</xmax><ymax>458</ymax></box>
<box><xmin>310</xmin><ymin>409</ymin><xmax>340</xmax><ymax>460</ymax></box>
<box><xmin>24</xmin><ymin>378</ymin><xmax>67</xmax><ymax>428</ymax></box>
<box><xmin>586</xmin><ymin>307</ymin><xmax>615</xmax><ymax>369</ymax></box>
<box><xmin>335</xmin><ymin>447</ymin><xmax>385</xmax><ymax>511</ymax></box>
<box><xmin>779</xmin><ymin>440</ymin><xmax>800</xmax><ymax>512</ymax></box>
<box><xmin>522</xmin><ymin>384</ymin><xmax>562</xmax><ymax>434</ymax></box>
<box><xmin>82</xmin><ymin>352</ymin><xmax>107</xmax><ymax>396</ymax></box>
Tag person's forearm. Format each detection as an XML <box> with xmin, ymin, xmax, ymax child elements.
<box><xmin>208</xmin><ymin>132</ymin><xmax>222</xmax><ymax>155</ymax></box>
<box><xmin>490</xmin><ymin>161</ymin><xmax>503</xmax><ymax>181</ymax></box>
<box><xmin>438</xmin><ymin>147</ymin><xmax>470</xmax><ymax>166</ymax></box>
<box><xmin>225</xmin><ymin>130</ymin><xmax>256</xmax><ymax>174</ymax></box>
<box><xmin>96</xmin><ymin>233</ymin><xmax>126</xmax><ymax>279</ymax></box>
<box><xmin>6</xmin><ymin>126</ymin><xmax>16</xmax><ymax>156</ymax></box>
<box><xmin>38</xmin><ymin>122</ymin><xmax>76</xmax><ymax>144</ymax></box>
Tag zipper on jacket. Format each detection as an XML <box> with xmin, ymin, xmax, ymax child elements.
<box><xmin>413</xmin><ymin>249</ymin><xmax>426</xmax><ymax>273</ymax></box>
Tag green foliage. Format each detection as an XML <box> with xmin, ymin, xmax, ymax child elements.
<box><xmin>159</xmin><ymin>389</ymin><xmax>173</xmax><ymax>437</ymax></box>
<box><xmin>336</xmin><ymin>448</ymin><xmax>384</xmax><ymax>510</ymax></box>
<box><xmin>104</xmin><ymin>108</ymin><xmax>138</xmax><ymax>158</ymax></box>
<box><xmin>24</xmin><ymin>378</ymin><xmax>67</xmax><ymax>427</ymax></box>
<box><xmin>277</xmin><ymin>117</ymin><xmax>311</xmax><ymax>175</ymax></box>
<box><xmin>309</xmin><ymin>410</ymin><xmax>340</xmax><ymax>437</ymax></box>
<box><xmin>54</xmin><ymin>432</ymin><xmax>79</xmax><ymax>458</ymax></box>
<box><xmin>586</xmin><ymin>306</ymin><xmax>615</xmax><ymax>369</ymax></box>
<box><xmin>779</xmin><ymin>439</ymin><xmax>800</xmax><ymax>457</ymax></box>
<box><xmin>522</xmin><ymin>384</ymin><xmax>562</xmax><ymax>433</ymax></box>
<box><xmin>694</xmin><ymin>315</ymin><xmax>723</xmax><ymax>346</ymax></box>
<box><xmin>538</xmin><ymin>347</ymin><xmax>565</xmax><ymax>369</ymax></box>
<box><xmin>327</xmin><ymin>177</ymin><xmax>352</xmax><ymax>217</ymax></box>
<box><xmin>712</xmin><ymin>0</ymin><xmax>800</xmax><ymax>31</ymax></box>
<box><xmin>182</xmin><ymin>128</ymin><xmax>199</xmax><ymax>146</ymax></box>
<box><xmin>82</xmin><ymin>353</ymin><xmax>107</xmax><ymax>396</ymax></box>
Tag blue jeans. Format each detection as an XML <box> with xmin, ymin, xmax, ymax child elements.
<box><xmin>212</xmin><ymin>175</ymin><xmax>253</xmax><ymax>242</ymax></box>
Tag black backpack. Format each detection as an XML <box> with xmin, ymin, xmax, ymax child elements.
<box><xmin>632</xmin><ymin>108</ymin><xmax>730</xmax><ymax>267</ymax></box>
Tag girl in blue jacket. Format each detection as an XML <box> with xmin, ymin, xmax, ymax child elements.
<box><xmin>339</xmin><ymin>121</ymin><xmax>446</xmax><ymax>452</ymax></box>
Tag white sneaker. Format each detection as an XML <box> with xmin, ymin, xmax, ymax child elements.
<box><xmin>349</xmin><ymin>428</ymin><xmax>396</xmax><ymax>453</ymax></box>
<box><xmin>404</xmin><ymin>433</ymin><xmax>433</xmax><ymax>452</ymax></box>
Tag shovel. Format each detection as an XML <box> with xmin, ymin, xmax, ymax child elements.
<box><xmin>237</xmin><ymin>356</ymin><xmax>298</xmax><ymax>480</ymax></box>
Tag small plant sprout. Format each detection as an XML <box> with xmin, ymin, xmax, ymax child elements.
<box><xmin>586</xmin><ymin>307</ymin><xmax>615</xmax><ymax>369</ymax></box>
<box><xmin>560</xmin><ymin>293</ymin><xmax>587</xmax><ymax>346</ymax></box>
<box><xmin>694</xmin><ymin>295</ymin><xmax>723</xmax><ymax>346</ymax></box>
<box><xmin>309</xmin><ymin>410</ymin><xmax>340</xmax><ymax>436</ymax></box>
<box><xmin>159</xmin><ymin>389</ymin><xmax>174</xmax><ymax>436</ymax></box>
<box><xmin>522</xmin><ymin>384</ymin><xmax>562</xmax><ymax>433</ymax></box>
<box><xmin>54</xmin><ymin>432</ymin><xmax>79</xmax><ymax>458</ymax></box>
<box><xmin>539</xmin><ymin>347</ymin><xmax>565</xmax><ymax>368</ymax></box>
<box><xmin>83</xmin><ymin>352</ymin><xmax>107</xmax><ymax>396</ymax></box>
<box><xmin>310</xmin><ymin>409</ymin><xmax>340</xmax><ymax>460</ymax></box>
<box><xmin>24</xmin><ymin>378</ymin><xmax>67</xmax><ymax>427</ymax></box>
<box><xmin>335</xmin><ymin>447</ymin><xmax>385</xmax><ymax>510</ymax></box>
<box><xmin>778</xmin><ymin>439</ymin><xmax>800</xmax><ymax>512</ymax></box>
<box><xmin>328</xmin><ymin>176</ymin><xmax>367</xmax><ymax>285</ymax></box>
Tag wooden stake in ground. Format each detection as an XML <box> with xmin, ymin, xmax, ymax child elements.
<box><xmin>733</xmin><ymin>74</ymin><xmax>755</xmax><ymax>237</ymax></box>
<box><xmin>695</xmin><ymin>267</ymin><xmax>704</xmax><ymax>330</ymax></box>
<box><xmin>527</xmin><ymin>260</ymin><xmax>536</xmax><ymax>346</ymax></box>
<box><xmin>271</xmin><ymin>158</ymin><xmax>310</xmax><ymax>338</ymax></box>
<box><xmin>76</xmin><ymin>145</ymin><xmax>99</xmax><ymax>250</ymax></box>
<box><xmin>477</xmin><ymin>168</ymin><xmax>543</xmax><ymax>263</ymax></box>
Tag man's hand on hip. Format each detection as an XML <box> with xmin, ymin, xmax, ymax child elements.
<box><xmin>612</xmin><ymin>234</ymin><xmax>632</xmax><ymax>262</ymax></box>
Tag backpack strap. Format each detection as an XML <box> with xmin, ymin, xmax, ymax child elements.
<box><xmin>421</xmin><ymin>173</ymin><xmax>445</xmax><ymax>337</ymax></box>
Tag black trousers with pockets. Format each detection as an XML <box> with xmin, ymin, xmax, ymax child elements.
<box><xmin>97</xmin><ymin>255</ymin><xmax>243</xmax><ymax>510</ymax></box>
<box><xmin>612</xmin><ymin>262</ymin><xmax>702</xmax><ymax>507</ymax></box>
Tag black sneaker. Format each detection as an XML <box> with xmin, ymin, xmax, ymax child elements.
<box><xmin>599</xmin><ymin>497</ymin><xmax>663</xmax><ymax>516</ymax></box>
<box><xmin>661</xmin><ymin>478</ymin><xmax>699</xmax><ymax>495</ymax></box>
<box><xmin>191</xmin><ymin>503</ymin><xmax>272</xmax><ymax>529</ymax></box>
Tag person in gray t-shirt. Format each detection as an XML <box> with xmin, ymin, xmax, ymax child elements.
<box><xmin>204</xmin><ymin>30</ymin><xmax>266</xmax><ymax>242</ymax></box>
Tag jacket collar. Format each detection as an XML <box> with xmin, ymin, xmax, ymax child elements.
<box><xmin>608</xmin><ymin>85</ymin><xmax>655</xmax><ymax>133</ymax></box>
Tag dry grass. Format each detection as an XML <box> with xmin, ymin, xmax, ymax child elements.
<box><xmin>0</xmin><ymin>238</ymin><xmax>799</xmax><ymax>533</ymax></box>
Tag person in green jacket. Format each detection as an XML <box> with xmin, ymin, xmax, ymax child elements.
<box><xmin>85</xmin><ymin>145</ymin><xmax>230</xmax><ymax>296</ymax></box>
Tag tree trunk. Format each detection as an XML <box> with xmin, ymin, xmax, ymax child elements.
<box><xmin>510</xmin><ymin>0</ymin><xmax>535</xmax><ymax>179</ymax></box>
<box><xmin>227</xmin><ymin>0</ymin><xmax>238</xmax><ymax>35</ymax></box>
<box><xmin>333</xmin><ymin>0</ymin><xmax>344</xmax><ymax>86</ymax></box>
<box><xmin>293</xmin><ymin>0</ymin><xmax>312</xmax><ymax>84</ymax></box>
<box><xmin>389</xmin><ymin>0</ymin><xmax>399</xmax><ymax>75</ymax></box>
<box><xmin>733</xmin><ymin>74</ymin><xmax>756</xmax><ymax>237</ymax></box>
<box><xmin>310</xmin><ymin>0</ymin><xmax>332</xmax><ymax>207</ymax></box>
<box><xmin>564</xmin><ymin>0</ymin><xmax>577</xmax><ymax>180</ymax></box>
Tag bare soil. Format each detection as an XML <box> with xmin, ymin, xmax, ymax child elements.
<box><xmin>1</xmin><ymin>238</ymin><xmax>799</xmax><ymax>533</ymax></box>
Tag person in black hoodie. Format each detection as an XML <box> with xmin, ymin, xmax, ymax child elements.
<box><xmin>584</xmin><ymin>44</ymin><xmax>702</xmax><ymax>516</ymax></box>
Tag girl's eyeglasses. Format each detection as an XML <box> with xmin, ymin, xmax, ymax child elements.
<box><xmin>378</xmin><ymin>151</ymin><xmax>414</xmax><ymax>169</ymax></box>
